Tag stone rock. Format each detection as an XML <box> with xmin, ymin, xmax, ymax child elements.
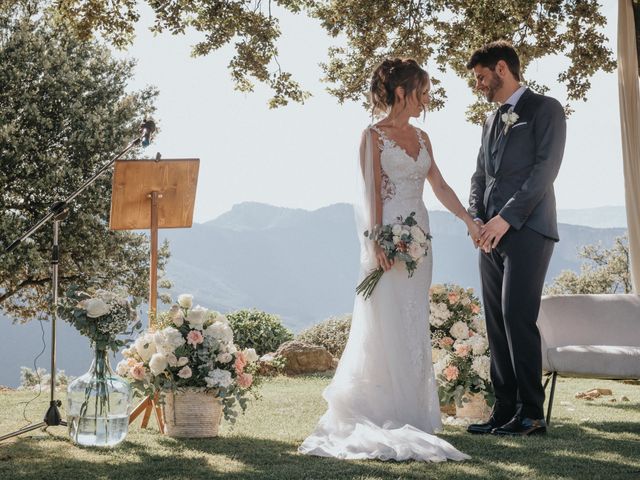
<box><xmin>275</xmin><ymin>341</ymin><xmax>335</xmax><ymax>375</ymax></box>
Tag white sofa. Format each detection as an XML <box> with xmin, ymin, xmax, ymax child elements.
<box><xmin>537</xmin><ymin>294</ymin><xmax>640</xmax><ymax>423</ymax></box>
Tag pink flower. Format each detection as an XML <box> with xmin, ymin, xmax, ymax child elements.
<box><xmin>130</xmin><ymin>363</ymin><xmax>146</xmax><ymax>381</ymax></box>
<box><xmin>448</xmin><ymin>292</ymin><xmax>459</xmax><ymax>304</ymax></box>
<box><xmin>234</xmin><ymin>351</ymin><xmax>247</xmax><ymax>374</ymax></box>
<box><xmin>439</xmin><ymin>337</ymin><xmax>454</xmax><ymax>348</ymax></box>
<box><xmin>237</xmin><ymin>372</ymin><xmax>253</xmax><ymax>389</ymax></box>
<box><xmin>187</xmin><ymin>329</ymin><xmax>204</xmax><ymax>347</ymax></box>
<box><xmin>443</xmin><ymin>365</ymin><xmax>460</xmax><ymax>382</ymax></box>
<box><xmin>455</xmin><ymin>344</ymin><xmax>472</xmax><ymax>358</ymax></box>
<box><xmin>177</xmin><ymin>366</ymin><xmax>192</xmax><ymax>379</ymax></box>
<box><xmin>471</xmin><ymin>303</ymin><xmax>481</xmax><ymax>315</ymax></box>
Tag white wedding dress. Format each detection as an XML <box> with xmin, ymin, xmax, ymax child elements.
<box><xmin>298</xmin><ymin>125</ymin><xmax>469</xmax><ymax>462</ymax></box>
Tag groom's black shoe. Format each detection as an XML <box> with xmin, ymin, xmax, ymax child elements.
<box><xmin>492</xmin><ymin>416</ymin><xmax>547</xmax><ymax>436</ymax></box>
<box><xmin>467</xmin><ymin>410</ymin><xmax>514</xmax><ymax>435</ymax></box>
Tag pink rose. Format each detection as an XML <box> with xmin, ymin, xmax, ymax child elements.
<box><xmin>439</xmin><ymin>337</ymin><xmax>454</xmax><ymax>348</ymax></box>
<box><xmin>130</xmin><ymin>363</ymin><xmax>146</xmax><ymax>381</ymax></box>
<box><xmin>455</xmin><ymin>344</ymin><xmax>472</xmax><ymax>358</ymax></box>
<box><xmin>448</xmin><ymin>292</ymin><xmax>459</xmax><ymax>304</ymax></box>
<box><xmin>177</xmin><ymin>366</ymin><xmax>192</xmax><ymax>379</ymax></box>
<box><xmin>443</xmin><ymin>365</ymin><xmax>460</xmax><ymax>382</ymax></box>
<box><xmin>187</xmin><ymin>329</ymin><xmax>204</xmax><ymax>347</ymax></box>
<box><xmin>237</xmin><ymin>372</ymin><xmax>253</xmax><ymax>389</ymax></box>
<box><xmin>234</xmin><ymin>351</ymin><xmax>247</xmax><ymax>374</ymax></box>
<box><xmin>471</xmin><ymin>303</ymin><xmax>481</xmax><ymax>315</ymax></box>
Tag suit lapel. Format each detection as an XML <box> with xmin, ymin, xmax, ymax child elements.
<box><xmin>493</xmin><ymin>88</ymin><xmax>533</xmax><ymax>173</ymax></box>
<box><xmin>485</xmin><ymin>112</ymin><xmax>498</xmax><ymax>176</ymax></box>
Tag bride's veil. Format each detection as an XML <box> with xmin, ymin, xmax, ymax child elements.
<box><xmin>354</xmin><ymin>127</ymin><xmax>378</xmax><ymax>274</ymax></box>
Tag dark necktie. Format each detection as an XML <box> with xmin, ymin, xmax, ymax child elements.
<box><xmin>492</xmin><ymin>103</ymin><xmax>512</xmax><ymax>146</ymax></box>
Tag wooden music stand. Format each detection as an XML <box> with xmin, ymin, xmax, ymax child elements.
<box><xmin>110</xmin><ymin>158</ymin><xmax>199</xmax><ymax>433</ymax></box>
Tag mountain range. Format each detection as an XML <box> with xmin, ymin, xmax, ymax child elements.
<box><xmin>0</xmin><ymin>203</ymin><xmax>627</xmax><ymax>387</ymax></box>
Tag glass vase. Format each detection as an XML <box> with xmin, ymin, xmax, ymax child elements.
<box><xmin>66</xmin><ymin>347</ymin><xmax>132</xmax><ymax>447</ymax></box>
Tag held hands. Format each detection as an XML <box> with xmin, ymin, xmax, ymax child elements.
<box><xmin>467</xmin><ymin>219</ymin><xmax>483</xmax><ymax>250</ymax></box>
<box><xmin>478</xmin><ymin>215</ymin><xmax>511</xmax><ymax>252</ymax></box>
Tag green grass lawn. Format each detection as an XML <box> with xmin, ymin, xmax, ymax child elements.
<box><xmin>0</xmin><ymin>374</ymin><xmax>639</xmax><ymax>480</ymax></box>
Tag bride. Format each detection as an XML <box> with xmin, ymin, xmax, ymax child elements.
<box><xmin>299</xmin><ymin>58</ymin><xmax>479</xmax><ymax>462</ymax></box>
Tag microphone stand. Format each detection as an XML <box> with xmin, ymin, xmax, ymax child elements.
<box><xmin>0</xmin><ymin>127</ymin><xmax>149</xmax><ymax>442</ymax></box>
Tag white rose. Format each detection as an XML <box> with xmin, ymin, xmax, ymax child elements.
<box><xmin>450</xmin><ymin>321</ymin><xmax>470</xmax><ymax>340</ymax></box>
<box><xmin>472</xmin><ymin>316</ymin><xmax>487</xmax><ymax>335</ymax></box>
<box><xmin>227</xmin><ymin>344</ymin><xmax>237</xmax><ymax>354</ymax></box>
<box><xmin>161</xmin><ymin>327</ymin><xmax>186</xmax><ymax>350</ymax></box>
<box><xmin>408</xmin><ymin>242</ymin><xmax>424</xmax><ymax>260</ymax></box>
<box><xmin>186</xmin><ymin>305</ymin><xmax>208</xmax><ymax>329</ymax></box>
<box><xmin>169</xmin><ymin>304</ymin><xmax>184</xmax><ymax>327</ymax></box>
<box><xmin>177</xmin><ymin>294</ymin><xmax>193</xmax><ymax>309</ymax></box>
<box><xmin>205</xmin><ymin>368</ymin><xmax>232</xmax><ymax>388</ymax></box>
<box><xmin>122</xmin><ymin>347</ymin><xmax>133</xmax><ymax>359</ymax></box>
<box><xmin>177</xmin><ymin>366</ymin><xmax>193</xmax><ymax>379</ymax></box>
<box><xmin>149</xmin><ymin>353</ymin><xmax>169</xmax><ymax>376</ymax></box>
<box><xmin>393</xmin><ymin>235</ymin><xmax>401</xmax><ymax>245</ymax></box>
<box><xmin>216</xmin><ymin>352</ymin><xmax>233</xmax><ymax>363</ymax></box>
<box><xmin>431</xmin><ymin>348</ymin><xmax>445</xmax><ymax>363</ymax></box>
<box><xmin>460</xmin><ymin>297</ymin><xmax>471</xmax><ymax>306</ymax></box>
<box><xmin>392</xmin><ymin>224</ymin><xmax>403</xmax><ymax>236</ymax></box>
<box><xmin>116</xmin><ymin>360</ymin><xmax>129</xmax><ymax>376</ymax></box>
<box><xmin>204</xmin><ymin>321</ymin><xmax>234</xmax><ymax>343</ymax></box>
<box><xmin>84</xmin><ymin>298</ymin><xmax>110</xmax><ymax>318</ymax></box>
<box><xmin>134</xmin><ymin>333</ymin><xmax>156</xmax><ymax>362</ymax></box>
<box><xmin>468</xmin><ymin>335</ymin><xmax>488</xmax><ymax>355</ymax></box>
<box><xmin>410</xmin><ymin>225</ymin><xmax>426</xmax><ymax>243</ymax></box>
<box><xmin>433</xmin><ymin>357</ymin><xmax>449</xmax><ymax>378</ymax></box>
<box><xmin>431</xmin><ymin>284</ymin><xmax>446</xmax><ymax>295</ymax></box>
<box><xmin>177</xmin><ymin>356</ymin><xmax>189</xmax><ymax>367</ymax></box>
<box><xmin>243</xmin><ymin>348</ymin><xmax>259</xmax><ymax>363</ymax></box>
<box><xmin>472</xmin><ymin>355</ymin><xmax>491</xmax><ymax>381</ymax></box>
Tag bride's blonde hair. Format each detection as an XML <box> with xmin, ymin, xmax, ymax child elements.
<box><xmin>370</xmin><ymin>58</ymin><xmax>430</xmax><ymax>116</ymax></box>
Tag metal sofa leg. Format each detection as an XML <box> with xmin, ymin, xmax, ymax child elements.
<box><xmin>546</xmin><ymin>371</ymin><xmax>558</xmax><ymax>426</ymax></box>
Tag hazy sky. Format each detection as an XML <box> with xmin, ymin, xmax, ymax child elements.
<box><xmin>117</xmin><ymin>2</ymin><xmax>624</xmax><ymax>223</ymax></box>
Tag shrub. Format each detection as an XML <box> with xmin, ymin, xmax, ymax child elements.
<box><xmin>226</xmin><ymin>309</ymin><xmax>294</xmax><ymax>356</ymax></box>
<box><xmin>297</xmin><ymin>314</ymin><xmax>352</xmax><ymax>358</ymax></box>
<box><xmin>19</xmin><ymin>367</ymin><xmax>72</xmax><ymax>390</ymax></box>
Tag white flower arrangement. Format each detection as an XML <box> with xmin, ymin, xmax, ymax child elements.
<box><xmin>429</xmin><ymin>284</ymin><xmax>494</xmax><ymax>407</ymax></box>
<box><xmin>121</xmin><ymin>295</ymin><xmax>262</xmax><ymax>421</ymax></box>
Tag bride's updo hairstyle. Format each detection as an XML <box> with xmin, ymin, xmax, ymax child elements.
<box><xmin>370</xmin><ymin>58</ymin><xmax>430</xmax><ymax>116</ymax></box>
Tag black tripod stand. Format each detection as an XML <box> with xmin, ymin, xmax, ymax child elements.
<box><xmin>0</xmin><ymin>120</ymin><xmax>155</xmax><ymax>442</ymax></box>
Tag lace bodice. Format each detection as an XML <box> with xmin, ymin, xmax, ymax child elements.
<box><xmin>370</xmin><ymin>125</ymin><xmax>432</xmax><ymax>230</ymax></box>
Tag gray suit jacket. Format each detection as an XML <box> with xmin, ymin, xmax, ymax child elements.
<box><xmin>468</xmin><ymin>88</ymin><xmax>566</xmax><ymax>242</ymax></box>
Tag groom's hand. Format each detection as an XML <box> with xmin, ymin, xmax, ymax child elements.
<box><xmin>479</xmin><ymin>215</ymin><xmax>511</xmax><ymax>250</ymax></box>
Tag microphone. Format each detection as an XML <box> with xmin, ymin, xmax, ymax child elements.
<box><xmin>140</xmin><ymin>119</ymin><xmax>156</xmax><ymax>147</ymax></box>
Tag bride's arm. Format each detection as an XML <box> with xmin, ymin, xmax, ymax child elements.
<box><xmin>422</xmin><ymin>132</ymin><xmax>481</xmax><ymax>240</ymax></box>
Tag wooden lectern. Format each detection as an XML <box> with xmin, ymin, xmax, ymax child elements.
<box><xmin>110</xmin><ymin>158</ymin><xmax>199</xmax><ymax>433</ymax></box>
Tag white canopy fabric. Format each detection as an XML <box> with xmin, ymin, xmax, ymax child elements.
<box><xmin>617</xmin><ymin>0</ymin><xmax>640</xmax><ymax>292</ymax></box>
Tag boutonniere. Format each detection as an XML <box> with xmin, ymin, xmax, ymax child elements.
<box><xmin>501</xmin><ymin>107</ymin><xmax>519</xmax><ymax>134</ymax></box>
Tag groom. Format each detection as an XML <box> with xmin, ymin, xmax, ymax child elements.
<box><xmin>465</xmin><ymin>41</ymin><xmax>566</xmax><ymax>436</ymax></box>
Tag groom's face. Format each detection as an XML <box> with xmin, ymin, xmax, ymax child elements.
<box><xmin>472</xmin><ymin>65</ymin><xmax>503</xmax><ymax>103</ymax></box>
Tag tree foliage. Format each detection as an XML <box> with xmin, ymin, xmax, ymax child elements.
<box><xmin>0</xmin><ymin>3</ymin><xmax>167</xmax><ymax>322</ymax></box>
<box><xmin>545</xmin><ymin>235</ymin><xmax>632</xmax><ymax>295</ymax></box>
<box><xmin>8</xmin><ymin>0</ymin><xmax>617</xmax><ymax>120</ymax></box>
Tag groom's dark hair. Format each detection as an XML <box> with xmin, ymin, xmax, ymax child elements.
<box><xmin>466</xmin><ymin>41</ymin><xmax>521</xmax><ymax>81</ymax></box>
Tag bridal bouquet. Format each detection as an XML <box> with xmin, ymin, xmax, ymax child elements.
<box><xmin>356</xmin><ymin>212</ymin><xmax>432</xmax><ymax>300</ymax></box>
<box><xmin>120</xmin><ymin>294</ymin><xmax>262</xmax><ymax>421</ymax></box>
<box><xmin>429</xmin><ymin>284</ymin><xmax>494</xmax><ymax>408</ymax></box>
